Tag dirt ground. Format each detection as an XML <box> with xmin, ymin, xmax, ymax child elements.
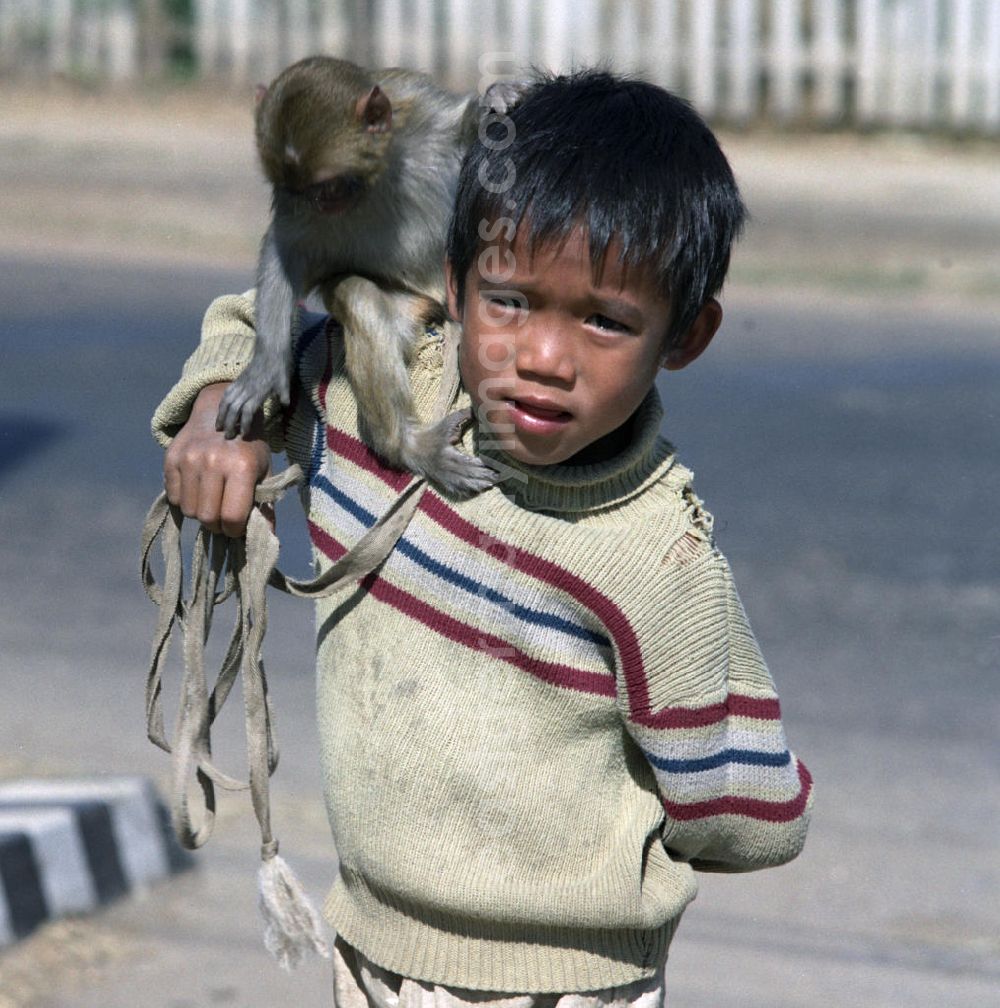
<box><xmin>1</xmin><ymin>82</ymin><xmax>999</xmax><ymax>317</ymax></box>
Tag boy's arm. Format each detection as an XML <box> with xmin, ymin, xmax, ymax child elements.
<box><xmin>153</xmin><ymin>291</ymin><xmax>281</xmax><ymax>537</ymax></box>
<box><xmin>615</xmin><ymin>538</ymin><xmax>813</xmax><ymax>873</ymax></box>
<box><xmin>152</xmin><ymin>291</ymin><xmax>285</xmax><ymax>448</ymax></box>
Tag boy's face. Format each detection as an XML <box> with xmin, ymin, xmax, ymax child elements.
<box><xmin>447</xmin><ymin>222</ymin><xmax>719</xmax><ymax>467</ymax></box>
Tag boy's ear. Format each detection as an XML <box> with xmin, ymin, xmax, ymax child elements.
<box><xmin>443</xmin><ymin>259</ymin><xmax>461</xmax><ymax>321</ymax></box>
<box><xmin>662</xmin><ymin>298</ymin><xmax>722</xmax><ymax>371</ymax></box>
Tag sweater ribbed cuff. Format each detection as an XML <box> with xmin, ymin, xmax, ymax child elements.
<box><xmin>149</xmin><ymin>330</ymin><xmax>285</xmax><ymax>451</ymax></box>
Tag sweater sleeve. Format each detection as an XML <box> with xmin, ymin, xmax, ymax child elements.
<box><xmin>150</xmin><ymin>290</ymin><xmax>287</xmax><ymax>452</ymax></box>
<box><xmin>615</xmin><ymin>535</ymin><xmax>813</xmax><ymax>873</ymax></box>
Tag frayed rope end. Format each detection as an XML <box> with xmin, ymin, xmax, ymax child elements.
<box><xmin>258</xmin><ymin>847</ymin><xmax>330</xmax><ymax>970</ymax></box>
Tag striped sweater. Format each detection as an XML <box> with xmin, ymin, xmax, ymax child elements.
<box><xmin>152</xmin><ymin>293</ymin><xmax>813</xmax><ymax>993</ymax></box>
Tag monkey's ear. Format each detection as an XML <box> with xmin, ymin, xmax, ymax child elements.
<box><xmin>356</xmin><ymin>86</ymin><xmax>392</xmax><ymax>133</ymax></box>
<box><xmin>254</xmin><ymin>83</ymin><xmax>268</xmax><ymax>106</ymax></box>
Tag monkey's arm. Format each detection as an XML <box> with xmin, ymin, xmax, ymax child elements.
<box><xmin>216</xmin><ymin>226</ymin><xmax>300</xmax><ymax>438</ymax></box>
<box><xmin>153</xmin><ymin>291</ymin><xmax>286</xmax><ymax>448</ymax></box>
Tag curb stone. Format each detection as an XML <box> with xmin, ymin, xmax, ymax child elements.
<box><xmin>0</xmin><ymin>777</ymin><xmax>192</xmax><ymax>946</ymax></box>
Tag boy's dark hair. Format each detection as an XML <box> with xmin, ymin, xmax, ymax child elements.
<box><xmin>447</xmin><ymin>69</ymin><xmax>746</xmax><ymax>349</ymax></box>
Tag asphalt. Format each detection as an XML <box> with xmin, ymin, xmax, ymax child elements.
<box><xmin>0</xmin><ymin>85</ymin><xmax>998</xmax><ymax>1008</ymax></box>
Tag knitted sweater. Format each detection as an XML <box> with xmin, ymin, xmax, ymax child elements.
<box><xmin>152</xmin><ymin>293</ymin><xmax>813</xmax><ymax>993</ymax></box>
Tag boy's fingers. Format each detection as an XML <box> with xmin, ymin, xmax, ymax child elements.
<box><xmin>219</xmin><ymin>473</ymin><xmax>257</xmax><ymax>539</ymax></box>
<box><xmin>195</xmin><ymin>471</ymin><xmax>225</xmax><ymax>534</ymax></box>
<box><xmin>163</xmin><ymin>463</ymin><xmax>181</xmax><ymax>507</ymax></box>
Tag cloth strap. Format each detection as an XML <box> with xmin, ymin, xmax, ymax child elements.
<box><xmin>139</xmin><ymin>316</ymin><xmax>465</xmax><ymax>965</ymax></box>
<box><xmin>140</xmin><ymin>463</ymin><xmax>428</xmax><ymax>854</ymax></box>
<box><xmin>140</xmin><ymin>316</ymin><xmax>463</xmax><ymax>858</ymax></box>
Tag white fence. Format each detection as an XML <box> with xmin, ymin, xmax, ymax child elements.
<box><xmin>2</xmin><ymin>0</ymin><xmax>1000</xmax><ymax>133</ymax></box>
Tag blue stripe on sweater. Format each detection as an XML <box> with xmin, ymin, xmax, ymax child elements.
<box><xmin>312</xmin><ymin>470</ymin><xmax>610</xmax><ymax>649</ymax></box>
<box><xmin>645</xmin><ymin>748</ymin><xmax>792</xmax><ymax>773</ymax></box>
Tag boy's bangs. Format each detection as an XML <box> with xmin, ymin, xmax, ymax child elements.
<box><xmin>449</xmin><ymin>69</ymin><xmax>745</xmax><ymax>342</ymax></box>
<box><xmin>476</xmin><ymin>150</ymin><xmax>679</xmax><ymax>290</ymax></box>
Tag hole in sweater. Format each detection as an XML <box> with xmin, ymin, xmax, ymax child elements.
<box><xmin>663</xmin><ymin>532</ymin><xmax>703</xmax><ymax>566</ymax></box>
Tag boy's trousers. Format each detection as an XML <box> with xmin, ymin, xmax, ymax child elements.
<box><xmin>332</xmin><ymin>936</ymin><xmax>666</xmax><ymax>1008</ymax></box>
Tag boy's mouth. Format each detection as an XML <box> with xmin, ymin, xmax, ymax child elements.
<box><xmin>506</xmin><ymin>397</ymin><xmax>572</xmax><ymax>432</ymax></box>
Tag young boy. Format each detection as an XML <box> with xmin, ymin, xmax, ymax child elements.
<box><xmin>155</xmin><ymin>70</ymin><xmax>812</xmax><ymax>1004</ymax></box>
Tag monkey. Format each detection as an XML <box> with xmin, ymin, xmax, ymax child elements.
<box><xmin>215</xmin><ymin>56</ymin><xmax>521</xmax><ymax>495</ymax></box>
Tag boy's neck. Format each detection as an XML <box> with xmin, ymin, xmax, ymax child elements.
<box><xmin>563</xmin><ymin>412</ymin><xmax>637</xmax><ymax>467</ymax></box>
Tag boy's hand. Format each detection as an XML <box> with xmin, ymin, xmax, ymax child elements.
<box><xmin>163</xmin><ymin>382</ymin><xmax>272</xmax><ymax>538</ymax></box>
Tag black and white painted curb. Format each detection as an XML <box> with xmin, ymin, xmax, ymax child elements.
<box><xmin>0</xmin><ymin>776</ymin><xmax>192</xmax><ymax>946</ymax></box>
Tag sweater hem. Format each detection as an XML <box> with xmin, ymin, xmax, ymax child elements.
<box><xmin>323</xmin><ymin>872</ymin><xmax>680</xmax><ymax>993</ymax></box>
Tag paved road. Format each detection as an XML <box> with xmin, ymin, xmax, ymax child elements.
<box><xmin>0</xmin><ymin>254</ymin><xmax>998</xmax><ymax>1007</ymax></box>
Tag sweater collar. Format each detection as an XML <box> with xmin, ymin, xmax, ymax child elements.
<box><xmin>474</xmin><ymin>388</ymin><xmax>677</xmax><ymax>514</ymax></box>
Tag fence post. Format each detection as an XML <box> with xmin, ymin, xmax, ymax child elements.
<box><xmin>229</xmin><ymin>0</ymin><xmax>251</xmax><ymax>86</ymax></box>
<box><xmin>768</xmin><ymin>0</ymin><xmax>800</xmax><ymax>122</ymax></box>
<box><xmin>374</xmin><ymin>0</ymin><xmax>404</xmax><ymax>66</ymax></box>
<box><xmin>610</xmin><ymin>0</ymin><xmax>642</xmax><ymax>78</ymax></box>
<box><xmin>78</xmin><ymin>2</ymin><xmax>102</xmax><ymax>78</ymax></box>
<box><xmin>887</xmin><ymin>0</ymin><xmax>918</xmax><ymax>127</ymax></box>
<box><xmin>727</xmin><ymin>0</ymin><xmax>759</xmax><ymax>125</ymax></box>
<box><xmin>107</xmin><ymin>3</ymin><xmax>138</xmax><ymax>82</ymax></box>
<box><xmin>948</xmin><ymin>0</ymin><xmax>975</xmax><ymax>128</ymax></box>
<box><xmin>538</xmin><ymin>0</ymin><xmax>569</xmax><ymax>74</ymax></box>
<box><xmin>689</xmin><ymin>1</ymin><xmax>718</xmax><ymax>116</ymax></box>
<box><xmin>648</xmin><ymin>0</ymin><xmax>679</xmax><ymax>91</ymax></box>
<box><xmin>813</xmin><ymin>0</ymin><xmax>845</xmax><ymax>124</ymax></box>
<box><xmin>411</xmin><ymin>0</ymin><xmax>437</xmax><ymax>73</ymax></box>
<box><xmin>445</xmin><ymin>0</ymin><xmax>476</xmax><ymax>87</ymax></box>
<box><xmin>317</xmin><ymin>0</ymin><xmax>349</xmax><ymax>60</ymax></box>
<box><xmin>985</xmin><ymin>0</ymin><xmax>1000</xmax><ymax>130</ymax></box>
<box><xmin>195</xmin><ymin>0</ymin><xmax>220</xmax><ymax>79</ymax></box>
<box><xmin>286</xmin><ymin>0</ymin><xmax>312</xmax><ymax>64</ymax></box>
<box><xmin>507</xmin><ymin>0</ymin><xmax>535</xmax><ymax>72</ymax></box>
<box><xmin>856</xmin><ymin>0</ymin><xmax>882</xmax><ymax>125</ymax></box>
<box><xmin>48</xmin><ymin>0</ymin><xmax>73</xmax><ymax>76</ymax></box>
<box><xmin>572</xmin><ymin>0</ymin><xmax>601</xmax><ymax>72</ymax></box>
<box><xmin>917</xmin><ymin>0</ymin><xmax>940</xmax><ymax>126</ymax></box>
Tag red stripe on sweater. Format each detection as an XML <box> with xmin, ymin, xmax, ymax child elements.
<box><xmin>662</xmin><ymin>758</ymin><xmax>813</xmax><ymax>823</ymax></box>
<box><xmin>307</xmin><ymin>519</ymin><xmax>615</xmax><ymax>697</ymax></box>
<box><xmin>320</xmin><ymin>425</ymin><xmax>766</xmax><ymax>721</ymax></box>
<box><xmin>327</xmin><ymin>426</ymin><xmax>412</xmax><ymax>492</ymax></box>
<box><xmin>631</xmin><ymin>694</ymin><xmax>781</xmax><ymax>729</ymax></box>
<box><xmin>416</xmin><ymin>492</ymin><xmax>648</xmax><ymax>695</ymax></box>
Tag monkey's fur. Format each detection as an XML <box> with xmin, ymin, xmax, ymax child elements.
<box><xmin>216</xmin><ymin>56</ymin><xmax>512</xmax><ymax>495</ymax></box>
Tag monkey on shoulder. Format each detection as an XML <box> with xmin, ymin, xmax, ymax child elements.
<box><xmin>216</xmin><ymin>56</ymin><xmax>516</xmax><ymax>495</ymax></box>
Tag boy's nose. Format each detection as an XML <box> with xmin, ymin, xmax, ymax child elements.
<box><xmin>514</xmin><ymin>322</ymin><xmax>575</xmax><ymax>385</ymax></box>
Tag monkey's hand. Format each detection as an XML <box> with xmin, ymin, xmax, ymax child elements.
<box><xmin>405</xmin><ymin>409</ymin><xmax>499</xmax><ymax>497</ymax></box>
<box><xmin>480</xmin><ymin>79</ymin><xmax>530</xmax><ymax>117</ymax></box>
<box><xmin>215</xmin><ymin>346</ymin><xmax>290</xmax><ymax>440</ymax></box>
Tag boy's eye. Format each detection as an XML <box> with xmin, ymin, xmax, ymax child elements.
<box><xmin>586</xmin><ymin>313</ymin><xmax>631</xmax><ymax>333</ymax></box>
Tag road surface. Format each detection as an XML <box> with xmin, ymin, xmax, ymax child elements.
<box><xmin>0</xmin><ymin>254</ymin><xmax>998</xmax><ymax>1007</ymax></box>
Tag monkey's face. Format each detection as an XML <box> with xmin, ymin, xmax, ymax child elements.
<box><xmin>255</xmin><ymin>63</ymin><xmax>392</xmax><ymax>214</ymax></box>
<box><xmin>449</xmin><ymin>224</ymin><xmax>720</xmax><ymax>467</ymax></box>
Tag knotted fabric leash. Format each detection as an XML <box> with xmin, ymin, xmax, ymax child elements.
<box><xmin>140</xmin><ymin>318</ymin><xmax>465</xmax><ymax>968</ymax></box>
<box><xmin>140</xmin><ymin>465</ymin><xmax>429</xmax><ymax>967</ymax></box>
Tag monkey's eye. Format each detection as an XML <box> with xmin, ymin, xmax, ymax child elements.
<box><xmin>307</xmin><ymin>175</ymin><xmax>366</xmax><ymax>214</ymax></box>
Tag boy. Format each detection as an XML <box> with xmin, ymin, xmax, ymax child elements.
<box><xmin>155</xmin><ymin>70</ymin><xmax>812</xmax><ymax>1004</ymax></box>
